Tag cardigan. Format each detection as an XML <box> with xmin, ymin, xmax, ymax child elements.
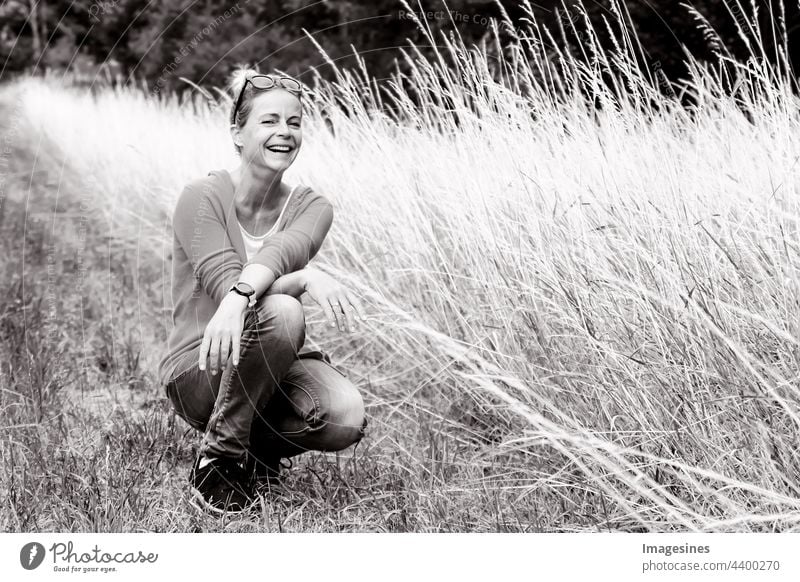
<box><xmin>157</xmin><ymin>169</ymin><xmax>334</xmax><ymax>389</ymax></box>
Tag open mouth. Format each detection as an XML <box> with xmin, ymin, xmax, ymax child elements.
<box><xmin>265</xmin><ymin>144</ymin><xmax>294</xmax><ymax>153</ymax></box>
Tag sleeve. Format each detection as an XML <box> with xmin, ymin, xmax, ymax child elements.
<box><xmin>245</xmin><ymin>189</ymin><xmax>334</xmax><ymax>278</ymax></box>
<box><xmin>172</xmin><ymin>183</ymin><xmax>243</xmax><ymax>305</ymax></box>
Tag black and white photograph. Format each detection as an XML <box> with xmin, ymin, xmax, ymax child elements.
<box><xmin>1</xmin><ymin>0</ymin><xmax>799</xmax><ymax>577</ymax></box>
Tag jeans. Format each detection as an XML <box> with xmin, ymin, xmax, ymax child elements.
<box><xmin>164</xmin><ymin>294</ymin><xmax>367</xmax><ymax>462</ymax></box>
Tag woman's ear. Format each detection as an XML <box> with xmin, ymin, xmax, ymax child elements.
<box><xmin>230</xmin><ymin>124</ymin><xmax>243</xmax><ymax>147</ymax></box>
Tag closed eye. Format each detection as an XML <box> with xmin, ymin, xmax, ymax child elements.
<box><xmin>261</xmin><ymin>120</ymin><xmax>301</xmax><ymax>127</ymax></box>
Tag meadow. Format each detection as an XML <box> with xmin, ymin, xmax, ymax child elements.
<box><xmin>1</xmin><ymin>1</ymin><xmax>799</xmax><ymax>531</ymax></box>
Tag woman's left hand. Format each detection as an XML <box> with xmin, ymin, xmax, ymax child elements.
<box><xmin>302</xmin><ymin>268</ymin><xmax>366</xmax><ymax>333</ymax></box>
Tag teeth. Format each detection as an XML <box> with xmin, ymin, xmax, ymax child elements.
<box><xmin>267</xmin><ymin>145</ymin><xmax>292</xmax><ymax>152</ymax></box>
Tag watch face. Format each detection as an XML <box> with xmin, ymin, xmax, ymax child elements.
<box><xmin>236</xmin><ymin>282</ymin><xmax>254</xmax><ymax>294</ymax></box>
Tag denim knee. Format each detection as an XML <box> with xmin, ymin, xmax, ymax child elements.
<box><xmin>246</xmin><ymin>293</ymin><xmax>306</xmax><ymax>352</ymax></box>
<box><xmin>313</xmin><ymin>385</ymin><xmax>366</xmax><ymax>451</ymax></box>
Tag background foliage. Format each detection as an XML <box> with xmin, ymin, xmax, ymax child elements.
<box><xmin>4</xmin><ymin>1</ymin><xmax>800</xmax><ymax>92</ymax></box>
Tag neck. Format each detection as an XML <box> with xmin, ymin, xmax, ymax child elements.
<box><xmin>231</xmin><ymin>165</ymin><xmax>284</xmax><ymax>214</ymax></box>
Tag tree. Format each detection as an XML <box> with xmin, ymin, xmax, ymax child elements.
<box><xmin>1</xmin><ymin>1</ymin><xmax>798</xmax><ymax>97</ymax></box>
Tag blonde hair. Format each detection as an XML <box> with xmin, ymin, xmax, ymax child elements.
<box><xmin>227</xmin><ymin>65</ymin><xmax>259</xmax><ymax>156</ymax></box>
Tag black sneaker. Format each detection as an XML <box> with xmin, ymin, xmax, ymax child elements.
<box><xmin>246</xmin><ymin>451</ymin><xmax>293</xmax><ymax>491</ymax></box>
<box><xmin>189</xmin><ymin>455</ymin><xmax>256</xmax><ymax>514</ymax></box>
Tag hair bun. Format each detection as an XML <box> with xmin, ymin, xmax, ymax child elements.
<box><xmin>227</xmin><ymin>64</ymin><xmax>261</xmax><ymax>99</ymax></box>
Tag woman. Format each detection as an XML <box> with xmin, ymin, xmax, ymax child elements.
<box><xmin>157</xmin><ymin>67</ymin><xmax>368</xmax><ymax>515</ymax></box>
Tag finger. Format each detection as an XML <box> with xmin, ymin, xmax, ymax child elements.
<box><xmin>347</xmin><ymin>292</ymin><xmax>367</xmax><ymax>323</ymax></box>
<box><xmin>219</xmin><ymin>333</ymin><xmax>231</xmax><ymax>368</ymax></box>
<box><xmin>322</xmin><ymin>297</ymin><xmax>339</xmax><ymax>329</ymax></box>
<box><xmin>328</xmin><ymin>297</ymin><xmax>346</xmax><ymax>331</ymax></box>
<box><xmin>209</xmin><ymin>336</ymin><xmax>221</xmax><ymax>375</ymax></box>
<box><xmin>198</xmin><ymin>334</ymin><xmax>211</xmax><ymax>370</ymax></box>
<box><xmin>339</xmin><ymin>296</ymin><xmax>356</xmax><ymax>332</ymax></box>
<box><xmin>345</xmin><ymin>292</ymin><xmax>365</xmax><ymax>327</ymax></box>
<box><xmin>232</xmin><ymin>333</ymin><xmax>241</xmax><ymax>367</ymax></box>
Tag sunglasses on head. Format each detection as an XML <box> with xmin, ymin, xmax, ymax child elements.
<box><xmin>231</xmin><ymin>75</ymin><xmax>303</xmax><ymax>125</ymax></box>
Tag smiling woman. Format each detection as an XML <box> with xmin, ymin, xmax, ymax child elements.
<box><xmin>158</xmin><ymin>66</ymin><xmax>369</xmax><ymax>516</ymax></box>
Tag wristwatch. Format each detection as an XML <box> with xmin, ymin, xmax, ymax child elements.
<box><xmin>228</xmin><ymin>282</ymin><xmax>256</xmax><ymax>308</ymax></box>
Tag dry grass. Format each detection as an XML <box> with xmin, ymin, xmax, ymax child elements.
<box><xmin>1</xmin><ymin>0</ymin><xmax>799</xmax><ymax>531</ymax></box>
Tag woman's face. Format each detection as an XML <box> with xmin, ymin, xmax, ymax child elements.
<box><xmin>234</xmin><ymin>89</ymin><xmax>302</xmax><ymax>172</ymax></box>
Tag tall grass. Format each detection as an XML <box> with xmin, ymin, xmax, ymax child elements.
<box><xmin>3</xmin><ymin>0</ymin><xmax>800</xmax><ymax>531</ymax></box>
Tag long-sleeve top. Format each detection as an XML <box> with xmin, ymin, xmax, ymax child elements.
<box><xmin>157</xmin><ymin>169</ymin><xmax>334</xmax><ymax>390</ymax></box>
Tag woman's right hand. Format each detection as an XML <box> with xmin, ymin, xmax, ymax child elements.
<box><xmin>302</xmin><ymin>267</ymin><xmax>366</xmax><ymax>333</ymax></box>
<box><xmin>198</xmin><ymin>292</ymin><xmax>249</xmax><ymax>374</ymax></box>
